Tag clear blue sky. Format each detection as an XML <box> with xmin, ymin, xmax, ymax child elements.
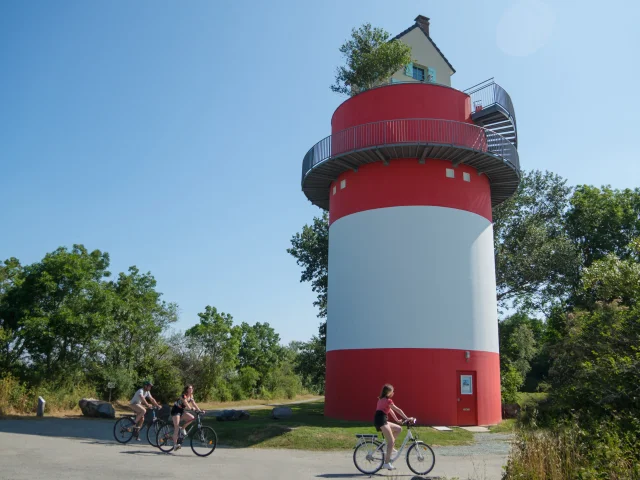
<box><xmin>1</xmin><ymin>0</ymin><xmax>638</xmax><ymax>343</ymax></box>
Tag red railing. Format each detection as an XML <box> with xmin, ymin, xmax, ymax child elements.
<box><xmin>302</xmin><ymin>118</ymin><xmax>519</xmax><ymax>184</ymax></box>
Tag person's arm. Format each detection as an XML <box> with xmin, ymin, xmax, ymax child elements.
<box><xmin>390</xmin><ymin>404</ymin><xmax>410</xmax><ymax>422</ymax></box>
<box><xmin>190</xmin><ymin>398</ymin><xmax>203</xmax><ymax>413</ymax></box>
<box><xmin>148</xmin><ymin>394</ymin><xmax>160</xmax><ymax>408</ymax></box>
<box><xmin>389</xmin><ymin>409</ymin><xmax>401</xmax><ymax>423</ymax></box>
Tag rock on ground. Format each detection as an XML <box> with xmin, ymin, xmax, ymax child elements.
<box><xmin>215</xmin><ymin>409</ymin><xmax>250</xmax><ymax>421</ymax></box>
<box><xmin>271</xmin><ymin>406</ymin><xmax>293</xmax><ymax>419</ymax></box>
<box><xmin>78</xmin><ymin>399</ymin><xmax>115</xmax><ymax>419</ymax></box>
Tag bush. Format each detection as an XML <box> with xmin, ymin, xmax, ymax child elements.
<box><xmin>501</xmin><ymin>363</ymin><xmax>524</xmax><ymax>404</ymax></box>
<box><xmin>503</xmin><ymin>422</ymin><xmax>640</xmax><ymax>480</ymax></box>
<box><xmin>0</xmin><ymin>375</ymin><xmax>96</xmax><ymax>415</ymax></box>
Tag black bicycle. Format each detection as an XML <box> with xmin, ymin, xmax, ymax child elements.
<box><xmin>113</xmin><ymin>406</ymin><xmax>166</xmax><ymax>447</ymax></box>
<box><xmin>157</xmin><ymin>411</ymin><xmax>217</xmax><ymax>457</ymax></box>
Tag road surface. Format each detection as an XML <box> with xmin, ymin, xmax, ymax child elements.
<box><xmin>0</xmin><ymin>418</ymin><xmax>508</xmax><ymax>479</ymax></box>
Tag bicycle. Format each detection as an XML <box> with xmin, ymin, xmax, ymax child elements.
<box><xmin>353</xmin><ymin>418</ymin><xmax>436</xmax><ymax>475</ymax></box>
<box><xmin>113</xmin><ymin>406</ymin><xmax>166</xmax><ymax>447</ymax></box>
<box><xmin>157</xmin><ymin>410</ymin><xmax>217</xmax><ymax>457</ymax></box>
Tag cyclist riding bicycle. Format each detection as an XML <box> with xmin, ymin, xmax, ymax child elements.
<box><xmin>169</xmin><ymin>385</ymin><xmax>205</xmax><ymax>451</ymax></box>
<box><xmin>374</xmin><ymin>384</ymin><xmax>415</xmax><ymax>470</ymax></box>
<box><xmin>129</xmin><ymin>381</ymin><xmax>160</xmax><ymax>440</ymax></box>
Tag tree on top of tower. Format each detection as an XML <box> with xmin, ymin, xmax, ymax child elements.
<box><xmin>331</xmin><ymin>23</ymin><xmax>412</xmax><ymax>96</ymax></box>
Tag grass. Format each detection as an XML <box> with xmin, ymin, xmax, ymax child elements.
<box><xmin>517</xmin><ymin>392</ymin><xmax>548</xmax><ymax>408</ymax></box>
<box><xmin>202</xmin><ymin>401</ymin><xmax>474</xmax><ymax>450</ymax></box>
<box><xmin>198</xmin><ymin>394</ymin><xmax>322</xmax><ymax>410</ymax></box>
<box><xmin>489</xmin><ymin>418</ymin><xmax>516</xmax><ymax>433</ymax></box>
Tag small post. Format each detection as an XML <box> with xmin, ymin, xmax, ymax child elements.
<box><xmin>107</xmin><ymin>382</ymin><xmax>116</xmax><ymax>403</ymax></box>
<box><xmin>37</xmin><ymin>397</ymin><xmax>46</xmax><ymax>417</ymax></box>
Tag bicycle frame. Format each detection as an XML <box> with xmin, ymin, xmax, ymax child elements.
<box><xmin>180</xmin><ymin>411</ymin><xmax>204</xmax><ymax>438</ymax></box>
<box><xmin>381</xmin><ymin>426</ymin><xmax>416</xmax><ymax>462</ymax></box>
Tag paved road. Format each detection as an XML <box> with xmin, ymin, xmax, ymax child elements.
<box><xmin>0</xmin><ymin>418</ymin><xmax>508</xmax><ymax>479</ymax></box>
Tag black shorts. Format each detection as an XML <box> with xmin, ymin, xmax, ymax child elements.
<box><xmin>170</xmin><ymin>406</ymin><xmax>184</xmax><ymax>417</ymax></box>
<box><xmin>374</xmin><ymin>410</ymin><xmax>388</xmax><ymax>431</ymax></box>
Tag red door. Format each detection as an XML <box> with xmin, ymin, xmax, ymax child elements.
<box><xmin>457</xmin><ymin>371</ymin><xmax>477</xmax><ymax>426</ymax></box>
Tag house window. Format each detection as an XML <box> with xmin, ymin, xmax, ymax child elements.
<box><xmin>412</xmin><ymin>66</ymin><xmax>425</xmax><ymax>81</ymax></box>
<box><xmin>463</xmin><ymin>172</ymin><xmax>471</xmax><ymax>182</ymax></box>
<box><xmin>340</xmin><ymin>179</ymin><xmax>346</xmax><ymax>189</ymax></box>
<box><xmin>446</xmin><ymin>168</ymin><xmax>455</xmax><ymax>178</ymax></box>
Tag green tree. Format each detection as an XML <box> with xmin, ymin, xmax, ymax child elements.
<box><xmin>566</xmin><ymin>186</ymin><xmax>640</xmax><ymax>268</ymax></box>
<box><xmin>238</xmin><ymin>321</ymin><xmax>283</xmax><ymax>385</ymax></box>
<box><xmin>331</xmin><ymin>23</ymin><xmax>412</xmax><ymax>96</ymax></box>
<box><xmin>6</xmin><ymin>245</ymin><xmax>112</xmax><ymax>381</ymax></box>
<box><xmin>95</xmin><ymin>266</ymin><xmax>178</xmax><ymax>399</ymax></box>
<box><xmin>184</xmin><ymin>306</ymin><xmax>241</xmax><ymax>397</ymax></box>
<box><xmin>293</xmin><ymin>323</ymin><xmax>326</xmax><ymax>394</ymax></box>
<box><xmin>493</xmin><ymin>170</ymin><xmax>580</xmax><ymax>314</ymax></box>
<box><xmin>0</xmin><ymin>258</ymin><xmax>25</xmax><ymax>373</ymax></box>
<box><xmin>287</xmin><ymin>212</ymin><xmax>329</xmax><ymax>318</ymax></box>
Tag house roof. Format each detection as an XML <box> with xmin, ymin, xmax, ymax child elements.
<box><xmin>392</xmin><ymin>20</ymin><xmax>456</xmax><ymax>74</ymax></box>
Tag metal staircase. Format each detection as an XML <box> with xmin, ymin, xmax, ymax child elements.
<box><xmin>465</xmin><ymin>79</ymin><xmax>517</xmax><ymax>148</ymax></box>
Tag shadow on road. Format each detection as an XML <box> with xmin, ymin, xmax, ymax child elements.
<box><xmin>120</xmin><ymin>449</ymin><xmax>165</xmax><ymax>456</ymax></box>
<box><xmin>0</xmin><ymin>417</ymin><xmax>134</xmax><ymax>444</ymax></box>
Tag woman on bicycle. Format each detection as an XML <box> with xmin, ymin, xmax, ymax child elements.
<box><xmin>374</xmin><ymin>384</ymin><xmax>414</xmax><ymax>470</ymax></box>
<box><xmin>169</xmin><ymin>385</ymin><xmax>204</xmax><ymax>451</ymax></box>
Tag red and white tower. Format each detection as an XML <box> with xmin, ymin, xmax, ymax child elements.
<box><xmin>301</xmin><ymin>17</ymin><xmax>519</xmax><ymax>426</ymax></box>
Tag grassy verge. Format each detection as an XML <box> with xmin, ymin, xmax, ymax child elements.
<box><xmin>489</xmin><ymin>418</ymin><xmax>516</xmax><ymax>433</ymax></box>
<box><xmin>202</xmin><ymin>401</ymin><xmax>474</xmax><ymax>450</ymax></box>
<box><xmin>198</xmin><ymin>394</ymin><xmax>322</xmax><ymax>410</ymax></box>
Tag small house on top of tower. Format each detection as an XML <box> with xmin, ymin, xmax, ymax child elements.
<box><xmin>390</xmin><ymin>15</ymin><xmax>455</xmax><ymax>87</ymax></box>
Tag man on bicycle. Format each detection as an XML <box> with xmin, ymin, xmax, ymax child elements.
<box><xmin>130</xmin><ymin>381</ymin><xmax>160</xmax><ymax>440</ymax></box>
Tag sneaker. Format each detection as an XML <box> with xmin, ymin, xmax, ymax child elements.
<box><xmin>392</xmin><ymin>448</ymin><xmax>398</xmax><ymax>455</ymax></box>
<box><xmin>383</xmin><ymin>463</ymin><xmax>396</xmax><ymax>470</ymax></box>
<box><xmin>181</xmin><ymin>428</ymin><xmax>187</xmax><ymax>436</ymax></box>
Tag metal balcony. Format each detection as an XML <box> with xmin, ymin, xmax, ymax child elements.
<box><xmin>301</xmin><ymin>118</ymin><xmax>520</xmax><ymax>210</ymax></box>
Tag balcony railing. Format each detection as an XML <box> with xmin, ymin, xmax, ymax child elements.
<box><xmin>464</xmin><ymin>79</ymin><xmax>517</xmax><ymax>127</ymax></box>
<box><xmin>301</xmin><ymin>118</ymin><xmax>520</xmax><ymax>184</ymax></box>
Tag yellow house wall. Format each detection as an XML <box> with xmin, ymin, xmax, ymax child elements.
<box><xmin>390</xmin><ymin>27</ymin><xmax>453</xmax><ymax>87</ymax></box>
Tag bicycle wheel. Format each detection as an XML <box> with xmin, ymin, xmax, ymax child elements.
<box><xmin>157</xmin><ymin>423</ymin><xmax>177</xmax><ymax>453</ymax></box>
<box><xmin>406</xmin><ymin>441</ymin><xmax>436</xmax><ymax>475</ymax></box>
<box><xmin>113</xmin><ymin>417</ymin><xmax>136</xmax><ymax>444</ymax></box>
<box><xmin>353</xmin><ymin>440</ymin><xmax>384</xmax><ymax>474</ymax></box>
<box><xmin>190</xmin><ymin>426</ymin><xmax>217</xmax><ymax>457</ymax></box>
<box><xmin>147</xmin><ymin>420</ymin><xmax>165</xmax><ymax>447</ymax></box>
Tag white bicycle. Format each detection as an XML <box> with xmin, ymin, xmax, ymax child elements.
<box><xmin>353</xmin><ymin>418</ymin><xmax>435</xmax><ymax>475</ymax></box>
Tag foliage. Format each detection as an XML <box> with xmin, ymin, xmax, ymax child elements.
<box><xmin>503</xmin><ymin>422</ymin><xmax>639</xmax><ymax>480</ymax></box>
<box><xmin>493</xmin><ymin>170</ymin><xmax>580</xmax><ymax>314</ymax></box>
<box><xmin>501</xmin><ymin>363</ymin><xmax>524</xmax><ymax>404</ymax></box>
<box><xmin>238</xmin><ymin>321</ymin><xmax>284</xmax><ymax>386</ymax></box>
<box><xmin>0</xmin><ymin>245</ymin><xmax>307</xmax><ymax>412</ymax></box>
<box><xmin>331</xmin><ymin>23</ymin><xmax>412</xmax><ymax>96</ymax></box>
<box><xmin>287</xmin><ymin>212</ymin><xmax>329</xmax><ymax>318</ymax></box>
<box><xmin>566</xmin><ymin>186</ymin><xmax>640</xmax><ymax>268</ymax></box>
<box><xmin>291</xmin><ymin>322</ymin><xmax>326</xmax><ymax>394</ymax></box>
<box><xmin>184</xmin><ymin>306</ymin><xmax>241</xmax><ymax>396</ymax></box>
<box><xmin>581</xmin><ymin>238</ymin><xmax>640</xmax><ymax>307</ymax></box>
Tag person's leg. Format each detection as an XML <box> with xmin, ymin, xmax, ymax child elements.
<box><xmin>181</xmin><ymin>412</ymin><xmax>195</xmax><ymax>432</ymax></box>
<box><xmin>131</xmin><ymin>404</ymin><xmax>145</xmax><ymax>429</ymax></box>
<box><xmin>171</xmin><ymin>414</ymin><xmax>181</xmax><ymax>446</ymax></box>
<box><xmin>380</xmin><ymin>424</ymin><xmax>394</xmax><ymax>465</ymax></box>
<box><xmin>389</xmin><ymin>422</ymin><xmax>401</xmax><ymax>454</ymax></box>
